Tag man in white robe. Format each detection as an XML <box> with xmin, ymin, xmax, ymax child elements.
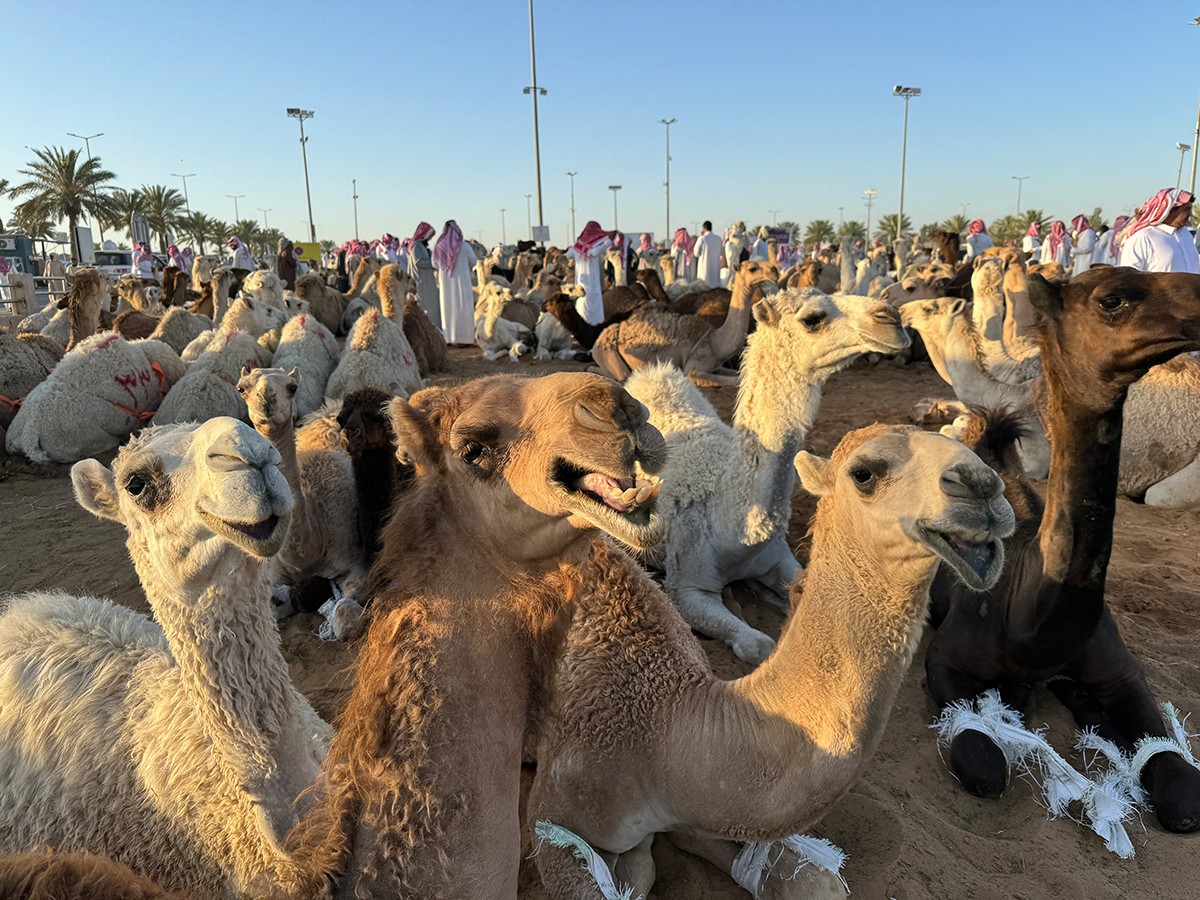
<box><xmin>1118</xmin><ymin>188</ymin><xmax>1199</xmax><ymax>274</ymax></box>
<box><xmin>694</xmin><ymin>221</ymin><xmax>724</xmax><ymax>287</ymax></box>
<box><xmin>964</xmin><ymin>220</ymin><xmax>993</xmax><ymax>261</ymax></box>
<box><xmin>568</xmin><ymin>221</ymin><xmax>612</xmax><ymax>325</ymax></box>
<box><xmin>1040</xmin><ymin>221</ymin><xmax>1071</xmax><ymax>268</ymax></box>
<box><xmin>407</xmin><ymin>222</ymin><xmax>440</xmax><ymax>329</ymax></box>
<box><xmin>671</xmin><ymin>228</ymin><xmax>696</xmax><ymax>281</ymax></box>
<box><xmin>1022</xmin><ymin>222</ymin><xmax>1042</xmax><ymax>259</ymax></box>
<box><xmin>432</xmin><ymin>219</ymin><xmax>478</xmax><ymax>345</ymax></box>
<box><xmin>750</xmin><ymin>226</ymin><xmax>770</xmax><ymax>261</ymax></box>
<box><xmin>1069</xmin><ymin>214</ymin><xmax>1097</xmax><ymax>276</ymax></box>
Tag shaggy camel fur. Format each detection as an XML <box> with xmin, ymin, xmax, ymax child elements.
<box><xmin>271</xmin><ymin>313</ymin><xmax>341</xmax><ymax>418</ymax></box>
<box><xmin>147</xmin><ymin>308</ymin><xmax>212</xmax><ymax>355</ymax></box>
<box><xmin>530</xmin><ymin>425</ymin><xmax>1014</xmax><ymax>899</ymax></box>
<box><xmin>239</xmin><ymin>367</ymin><xmax>363</xmax><ymax>601</ymax></box>
<box><xmin>591</xmin><ymin>260</ymin><xmax>778</xmax><ymax>384</ymax></box>
<box><xmin>475</xmin><ymin>282</ymin><xmax>536</xmax><ymax>361</ymax></box>
<box><xmin>5</xmin><ymin>335</ymin><xmax>185</xmax><ymax>463</ymax></box>
<box><xmin>325</xmin><ymin>307</ymin><xmax>423</xmax><ymax>401</ymax></box>
<box><xmin>404</xmin><ymin>297</ymin><xmax>449</xmax><ymax>374</ymax></box>
<box><xmin>0</xmin><ymin>418</ymin><xmax>329</xmax><ymax>895</ymax></box>
<box><xmin>924</xmin><ymin>268</ymin><xmax>1200</xmax><ymax>835</ymax></box>
<box><xmin>152</xmin><ymin>330</ymin><xmax>271</xmax><ymax>426</ymax></box>
<box><xmin>182</xmin><ymin>295</ymin><xmax>285</xmax><ymax>362</ymax></box>
<box><xmin>0</xmin><ymin>851</ymin><xmax>192</xmax><ymax>900</ymax></box>
<box><xmin>626</xmin><ymin>293</ymin><xmax>910</xmax><ymax>663</ymax></box>
<box><xmin>0</xmin><ymin>330</ymin><xmax>62</xmax><ymax>430</ymax></box>
<box><xmin>241</xmin><ymin>270</ymin><xmax>287</xmax><ymax>310</ymax></box>
<box><xmin>281</xmin><ymin>373</ymin><xmax>667</xmax><ymax>900</ymax></box>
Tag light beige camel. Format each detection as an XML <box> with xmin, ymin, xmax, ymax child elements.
<box><xmin>281</xmin><ymin>373</ymin><xmax>667</xmax><ymax>900</ymax></box>
<box><xmin>59</xmin><ymin>267</ymin><xmax>110</xmax><ymax>352</ymax></box>
<box><xmin>590</xmin><ymin>260</ymin><xmax>778</xmax><ymax>383</ymax></box>
<box><xmin>625</xmin><ymin>292</ymin><xmax>910</xmax><ymax>662</ymax></box>
<box><xmin>113</xmin><ymin>277</ymin><xmax>163</xmax><ymax>316</ymax></box>
<box><xmin>0</xmin><ymin>418</ymin><xmax>329</xmax><ymax>896</ymax></box>
<box><xmin>529</xmin><ymin>424</ymin><xmax>1015</xmax><ymax>899</ymax></box>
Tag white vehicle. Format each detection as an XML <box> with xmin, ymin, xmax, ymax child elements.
<box><xmin>93</xmin><ymin>249</ymin><xmax>135</xmax><ymax>281</ymax></box>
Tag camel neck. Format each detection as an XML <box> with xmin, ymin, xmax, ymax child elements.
<box><xmin>265</xmin><ymin>423</ymin><xmax>303</xmax><ymax>505</ymax></box>
<box><xmin>710</xmin><ymin>280</ymin><xmax>756</xmax><ymax>362</ymax></box>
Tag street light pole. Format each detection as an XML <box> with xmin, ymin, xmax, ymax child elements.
<box><xmin>769</xmin><ymin>209</ymin><xmax>781</xmax><ymax>225</ymax></box>
<box><xmin>352</xmin><ymin>179</ymin><xmax>359</xmax><ymax>240</ymax></box>
<box><xmin>1011</xmin><ymin>176</ymin><xmax>1030</xmax><ymax>215</ymax></box>
<box><xmin>609</xmin><ymin>185</ymin><xmax>622</xmax><ymax>230</ymax></box>
<box><xmin>838</xmin><ymin>207</ymin><xmax>845</xmax><ymax>228</ymax></box>
<box><xmin>660</xmin><ymin>117</ymin><xmax>676</xmax><ymax>242</ymax></box>
<box><xmin>525</xmin><ymin>194</ymin><xmax>533</xmax><ymax>239</ymax></box>
<box><xmin>171</xmin><ymin>172</ymin><xmax>196</xmax><ymax>214</ymax></box>
<box><xmin>258</xmin><ymin>208</ymin><xmax>272</xmax><ymax>229</ymax></box>
<box><xmin>892</xmin><ymin>85</ymin><xmax>921</xmax><ymax>243</ymax></box>
<box><xmin>286</xmin><ymin>108</ymin><xmax>317</xmax><ymax>242</ymax></box>
<box><xmin>67</xmin><ymin>131</ymin><xmax>105</xmax><ymax>243</ymax></box>
<box><xmin>1177</xmin><ymin>143</ymin><xmax>1193</xmax><ymax>189</ymax></box>
<box><xmin>500</xmin><ymin>208</ymin><xmax>507</xmax><ymax>245</ymax></box>
<box><xmin>863</xmin><ymin>189</ymin><xmax>877</xmax><ymax>241</ymax></box>
<box><xmin>524</xmin><ymin>0</ymin><xmax>547</xmax><ymax>240</ymax></box>
<box><xmin>566</xmin><ymin>172</ymin><xmax>577</xmax><ymax>238</ymax></box>
<box><xmin>226</xmin><ymin>194</ymin><xmax>244</xmax><ymax>221</ymax></box>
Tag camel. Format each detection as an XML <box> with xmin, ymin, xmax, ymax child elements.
<box><xmin>837</xmin><ymin>236</ymin><xmax>856</xmax><ymax>293</ymax></box>
<box><xmin>188</xmin><ymin>267</ymin><xmax>236</xmax><ymax>324</ymax></box>
<box><xmin>375</xmin><ymin>260</ymin><xmax>450</xmax><ymax>375</ymax></box>
<box><xmin>271</xmin><ymin>313</ymin><xmax>341</xmax><ymax>417</ymax></box>
<box><xmin>781</xmin><ymin>259</ymin><xmax>840</xmax><ymax>294</ymax></box>
<box><xmin>191</xmin><ymin>255</ymin><xmax>218</xmax><ymax>294</ymax></box>
<box><xmin>181</xmin><ymin>295</ymin><xmax>284</xmax><ymax>362</ymax></box>
<box><xmin>281</xmin><ymin>373</ymin><xmax>668</xmax><ymax>899</ymax></box>
<box><xmin>542</xmin><ymin>292</ymin><xmax>635</xmax><ymax>351</ymax></box>
<box><xmin>0</xmin><ymin>330</ymin><xmax>63</xmax><ymax>430</ymax></box>
<box><xmin>0</xmin><ymin>417</ymin><xmax>330</xmax><ymax>895</ymax></box>
<box><xmin>153</xmin><ymin>327</ymin><xmax>272</xmax><ymax>427</ymax></box>
<box><xmin>0</xmin><ymin>850</ymin><xmax>191</xmax><ymax>900</ymax></box>
<box><xmin>475</xmin><ymin>282</ymin><xmax>536</xmax><ymax>361</ymax></box>
<box><xmin>590</xmin><ymin>260</ymin><xmax>779</xmax><ymax>384</ymax></box>
<box><xmin>113</xmin><ymin>277</ymin><xmax>163</xmax><ymax>317</ymax></box>
<box><xmin>529</xmin><ymin>424</ymin><xmax>1015</xmax><ymax>899</ymax></box>
<box><xmin>57</xmin><ymin>267</ymin><xmax>110</xmax><ymax>352</ymax></box>
<box><xmin>924</xmin><ymin>267</ymin><xmax>1200</xmax><ymax>835</ymax></box>
<box><xmin>325</xmin><ymin>306</ymin><xmax>423</xmax><ymax>402</ymax></box>
<box><xmin>625</xmin><ymin>292</ymin><xmax>911</xmax><ymax>662</ymax></box>
<box><xmin>239</xmin><ymin>367</ymin><xmax>363</xmax><ymax>605</ymax></box>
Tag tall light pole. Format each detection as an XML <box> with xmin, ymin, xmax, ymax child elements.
<box><xmin>1011</xmin><ymin>175</ymin><xmax>1030</xmax><ymax>215</ymax></box>
<box><xmin>286</xmin><ymin>108</ymin><xmax>317</xmax><ymax>242</ymax></box>
<box><xmin>838</xmin><ymin>207</ymin><xmax>845</xmax><ymax>228</ymax></box>
<box><xmin>352</xmin><ymin>179</ymin><xmax>359</xmax><ymax>240</ymax></box>
<box><xmin>863</xmin><ymin>189</ymin><xmax>877</xmax><ymax>241</ymax></box>
<box><xmin>171</xmin><ymin>172</ymin><xmax>196</xmax><ymax>214</ymax></box>
<box><xmin>226</xmin><ymin>194</ymin><xmax>244</xmax><ymax>221</ymax></box>
<box><xmin>892</xmin><ymin>85</ymin><xmax>921</xmax><ymax>243</ymax></box>
<box><xmin>500</xmin><ymin>208</ymin><xmax>507</xmax><ymax>245</ymax></box>
<box><xmin>566</xmin><ymin>172</ymin><xmax>577</xmax><ymax>237</ymax></box>
<box><xmin>523</xmin><ymin>0</ymin><xmax>546</xmax><ymax>240</ymax></box>
<box><xmin>258</xmin><ymin>208</ymin><xmax>272</xmax><ymax>228</ymax></box>
<box><xmin>525</xmin><ymin>193</ymin><xmax>533</xmax><ymax>239</ymax></box>
<box><xmin>67</xmin><ymin>131</ymin><xmax>105</xmax><ymax>242</ymax></box>
<box><xmin>769</xmin><ymin>209</ymin><xmax>782</xmax><ymax>225</ymax></box>
<box><xmin>1177</xmin><ymin>143</ymin><xmax>1193</xmax><ymax>189</ymax></box>
<box><xmin>1191</xmin><ymin>18</ymin><xmax>1200</xmax><ymax>194</ymax></box>
<box><xmin>660</xmin><ymin>117</ymin><xmax>676</xmax><ymax>241</ymax></box>
<box><xmin>609</xmin><ymin>185</ymin><xmax>622</xmax><ymax>230</ymax></box>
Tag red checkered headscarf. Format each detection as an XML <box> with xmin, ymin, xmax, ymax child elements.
<box><xmin>1025</xmin><ymin>222</ymin><xmax>1042</xmax><ymax>238</ymax></box>
<box><xmin>1124</xmin><ymin>188</ymin><xmax>1195</xmax><ymax>240</ymax></box>
<box><xmin>1045</xmin><ymin>221</ymin><xmax>1067</xmax><ymax>258</ymax></box>
<box><xmin>410</xmin><ymin>222</ymin><xmax>435</xmax><ymax>244</ymax></box>
<box><xmin>638</xmin><ymin>233</ymin><xmax>652</xmax><ymax>252</ymax></box>
<box><xmin>673</xmin><ymin>228</ymin><xmax>695</xmax><ymax>257</ymax></box>
<box><xmin>433</xmin><ymin>220</ymin><xmax>464</xmax><ymax>272</ymax></box>
<box><xmin>1071</xmin><ymin>215</ymin><xmax>1092</xmax><ymax>236</ymax></box>
<box><xmin>968</xmin><ymin>219</ymin><xmax>986</xmax><ymax>235</ymax></box>
<box><xmin>573</xmin><ymin>221</ymin><xmax>608</xmax><ymax>256</ymax></box>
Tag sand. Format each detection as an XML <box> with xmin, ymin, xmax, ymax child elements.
<box><xmin>2</xmin><ymin>348</ymin><xmax>1198</xmax><ymax>899</ymax></box>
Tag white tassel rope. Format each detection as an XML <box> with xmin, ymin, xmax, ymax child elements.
<box><xmin>932</xmin><ymin>689</ymin><xmax>1137</xmax><ymax>857</ymax></box>
<box><xmin>732</xmin><ymin>834</ymin><xmax>849</xmax><ymax>898</ymax></box>
<box><xmin>532</xmin><ymin>820</ymin><xmax>641</xmax><ymax>900</ymax></box>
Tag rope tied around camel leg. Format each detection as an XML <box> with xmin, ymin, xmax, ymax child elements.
<box><xmin>731</xmin><ymin>834</ymin><xmax>849</xmax><ymax>898</ymax></box>
<box><xmin>532</xmin><ymin>820</ymin><xmax>642</xmax><ymax>900</ymax></box>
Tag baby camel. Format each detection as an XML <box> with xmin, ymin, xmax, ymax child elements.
<box><xmin>529</xmin><ymin>424</ymin><xmax>1015</xmax><ymax>899</ymax></box>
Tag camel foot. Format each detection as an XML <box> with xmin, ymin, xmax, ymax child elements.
<box><xmin>731</xmin><ymin>631</ymin><xmax>776</xmax><ymax>666</ymax></box>
<box><xmin>1143</xmin><ymin>752</ymin><xmax>1200</xmax><ymax>833</ymax></box>
<box><xmin>950</xmin><ymin>729</ymin><xmax>1009</xmax><ymax>798</ymax></box>
<box><xmin>762</xmin><ymin>862</ymin><xmax>848</xmax><ymax>900</ymax></box>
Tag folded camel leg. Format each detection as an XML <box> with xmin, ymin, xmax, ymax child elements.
<box><xmin>667</xmin><ymin>830</ymin><xmax>848</xmax><ymax>899</ymax></box>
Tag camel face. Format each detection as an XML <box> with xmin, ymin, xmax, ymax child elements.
<box><xmin>769</xmin><ymin>294</ymin><xmax>909</xmax><ymax>370</ymax></box>
<box><xmin>391</xmin><ymin>373</ymin><xmax>668</xmax><ymax>554</ymax></box>
<box><xmin>239</xmin><ymin>367</ymin><xmax>299</xmax><ymax>436</ymax></box>
<box><xmin>899</xmin><ymin>297</ymin><xmax>965</xmax><ymax>336</ymax></box>
<box><xmin>71</xmin><ymin>418</ymin><xmax>293</xmax><ymax>580</ymax></box>
<box><xmin>797</xmin><ymin>425</ymin><xmax>1015</xmax><ymax>591</ymax></box>
<box><xmin>1029</xmin><ymin>268</ymin><xmax>1200</xmax><ymax>392</ymax></box>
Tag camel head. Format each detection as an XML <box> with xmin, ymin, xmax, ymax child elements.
<box><xmin>238</xmin><ymin>366</ymin><xmax>299</xmax><ymax>437</ymax></box>
<box><xmin>757</xmin><ymin>292</ymin><xmax>910</xmax><ymax>372</ymax></box>
<box><xmin>881</xmin><ymin>274</ymin><xmax>949</xmax><ymax>307</ymax></box>
<box><xmin>226</xmin><ymin>295</ymin><xmax>288</xmax><ymax>337</ymax></box>
<box><xmin>796</xmin><ymin>424</ymin><xmax>1015</xmax><ymax>591</ymax></box>
<box><xmin>731</xmin><ymin>259</ymin><xmax>780</xmax><ymax>297</ymax></box>
<box><xmin>1028</xmin><ymin>267</ymin><xmax>1200</xmax><ymax>407</ymax></box>
<box><xmin>71</xmin><ymin>418</ymin><xmax>293</xmax><ymax>587</ymax></box>
<box><xmin>194</xmin><ymin>256</ymin><xmax>217</xmax><ymax>283</ymax></box>
<box><xmin>283</xmin><ymin>294</ymin><xmax>310</xmax><ymax>318</ymax></box>
<box><xmin>337</xmin><ymin>387</ymin><xmax>394</xmax><ymax>456</ymax></box>
<box><xmin>971</xmin><ymin>256</ymin><xmax>1006</xmax><ymax>299</ymax></box>
<box><xmin>899</xmin><ymin>297</ymin><xmax>966</xmax><ymax>338</ymax></box>
<box><xmin>388</xmin><ymin>373</ymin><xmax>667</xmax><ymax>556</ymax></box>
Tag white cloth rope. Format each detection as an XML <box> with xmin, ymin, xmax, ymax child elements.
<box><xmin>732</xmin><ymin>833</ymin><xmax>848</xmax><ymax>897</ymax></box>
<box><xmin>532</xmin><ymin>820</ymin><xmax>641</xmax><ymax>900</ymax></box>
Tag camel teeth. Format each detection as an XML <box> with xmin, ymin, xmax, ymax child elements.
<box><xmin>648</xmin><ymin>482</ymin><xmax>662</xmax><ymax>499</ymax></box>
<box><xmin>620</xmin><ymin>487</ymin><xmax>639</xmax><ymax>504</ymax></box>
<box><xmin>608</xmin><ymin>486</ymin><xmax>625</xmax><ymax>500</ymax></box>
<box><xmin>634</xmin><ymin>484</ymin><xmax>653</xmax><ymax>504</ymax></box>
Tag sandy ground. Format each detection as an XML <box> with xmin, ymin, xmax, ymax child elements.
<box><xmin>2</xmin><ymin>348</ymin><xmax>1198</xmax><ymax>899</ymax></box>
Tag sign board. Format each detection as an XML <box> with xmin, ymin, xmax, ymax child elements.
<box><xmin>75</xmin><ymin>226</ymin><xmax>96</xmax><ymax>264</ymax></box>
<box><xmin>130</xmin><ymin>213</ymin><xmax>152</xmax><ymax>247</ymax></box>
<box><xmin>531</xmin><ymin>225</ymin><xmax>550</xmax><ymax>243</ymax></box>
<box><xmin>294</xmin><ymin>242</ymin><xmax>322</xmax><ymax>265</ymax></box>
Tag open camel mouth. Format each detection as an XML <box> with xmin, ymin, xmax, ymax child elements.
<box><xmin>198</xmin><ymin>507</ymin><xmax>291</xmax><ymax>558</ymax></box>
<box><xmin>550</xmin><ymin>459</ymin><xmax>665</xmax><ymax>550</ymax></box>
<box><xmin>918</xmin><ymin>524</ymin><xmax>1005</xmax><ymax>592</ymax></box>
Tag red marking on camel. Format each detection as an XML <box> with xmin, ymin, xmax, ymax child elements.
<box><xmin>299</xmin><ymin>314</ymin><xmax>308</xmax><ymax>327</ymax></box>
<box><xmin>224</xmin><ymin>331</ymin><xmax>238</xmax><ymax>346</ymax></box>
<box><xmin>96</xmin><ymin>335</ymin><xmax>119</xmax><ymax>351</ymax></box>
<box><xmin>113</xmin><ymin>370</ymin><xmax>144</xmax><ymax>403</ymax></box>
<box><xmin>109</xmin><ymin>362</ymin><xmax>167</xmax><ymax>423</ymax></box>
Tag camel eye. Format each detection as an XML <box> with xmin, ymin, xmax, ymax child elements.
<box><xmin>849</xmin><ymin>463</ymin><xmax>882</xmax><ymax>494</ymax></box>
<box><xmin>1097</xmin><ymin>294</ymin><xmax>1127</xmax><ymax>312</ymax></box>
<box><xmin>461</xmin><ymin>442</ymin><xmax>485</xmax><ymax>465</ymax></box>
<box><xmin>125</xmin><ymin>474</ymin><xmax>148</xmax><ymax>496</ymax></box>
<box><xmin>800</xmin><ymin>311</ymin><xmax>826</xmax><ymax>331</ymax></box>
<box><xmin>286</xmin><ymin>382</ymin><xmax>298</xmax><ymax>396</ymax></box>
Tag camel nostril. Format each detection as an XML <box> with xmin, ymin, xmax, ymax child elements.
<box><xmin>942</xmin><ymin>465</ymin><xmax>1001</xmax><ymax>501</ymax></box>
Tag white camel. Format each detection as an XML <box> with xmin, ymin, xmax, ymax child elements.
<box><xmin>325</xmin><ymin>307</ymin><xmax>423</xmax><ymax>402</ymax></box>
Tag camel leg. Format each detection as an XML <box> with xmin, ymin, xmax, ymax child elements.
<box><xmin>666</xmin><ymin>831</ymin><xmax>847</xmax><ymax>899</ymax></box>
<box><xmin>612</xmin><ymin>834</ymin><xmax>656</xmax><ymax>899</ymax></box>
<box><xmin>1144</xmin><ymin>455</ymin><xmax>1200</xmax><ymax>509</ymax></box>
<box><xmin>687</xmin><ymin>371</ymin><xmax>741</xmax><ymax>388</ymax></box>
<box><xmin>675</xmin><ymin>585</ymin><xmax>776</xmax><ymax>665</ymax></box>
<box><xmin>533</xmin><ymin>838</ymin><xmax>611</xmax><ymax>900</ymax></box>
<box><xmin>752</xmin><ymin>554</ymin><xmax>803</xmax><ymax>611</ymax></box>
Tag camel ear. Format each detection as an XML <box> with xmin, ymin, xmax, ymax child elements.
<box><xmin>1027</xmin><ymin>274</ymin><xmax>1062</xmax><ymax>320</ymax></box>
<box><xmin>794</xmin><ymin>451</ymin><xmax>833</xmax><ymax>497</ymax></box>
<box><xmin>388</xmin><ymin>395</ymin><xmax>443</xmax><ymax>474</ymax></box>
<box><xmin>71</xmin><ymin>459</ymin><xmax>121</xmax><ymax>521</ymax></box>
<box><xmin>752</xmin><ymin>299</ymin><xmax>781</xmax><ymax>327</ymax></box>
<box><xmin>949</xmin><ymin>298</ymin><xmax>966</xmax><ymax>316</ymax></box>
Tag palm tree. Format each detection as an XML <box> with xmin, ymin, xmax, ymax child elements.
<box><xmin>138</xmin><ymin>184</ymin><xmax>187</xmax><ymax>252</ymax></box>
<box><xmin>8</xmin><ymin>146</ymin><xmax>117</xmax><ymax>263</ymax></box>
<box><xmin>1086</xmin><ymin>206</ymin><xmax>1107</xmax><ymax>229</ymax></box>
<box><xmin>260</xmin><ymin>228</ymin><xmax>285</xmax><ymax>256</ymax></box>
<box><xmin>104</xmin><ymin>188</ymin><xmax>144</xmax><ymax>241</ymax></box>
<box><xmin>803</xmin><ymin>219</ymin><xmax>836</xmax><ymax>246</ymax></box>
<box><xmin>319</xmin><ymin>239</ymin><xmax>336</xmax><ymax>257</ymax></box>
<box><xmin>10</xmin><ymin>205</ymin><xmax>57</xmax><ymax>240</ymax></box>
<box><xmin>874</xmin><ymin>213</ymin><xmax>913</xmax><ymax>242</ymax></box>
<box><xmin>940</xmin><ymin>214</ymin><xmax>969</xmax><ymax>235</ymax></box>
<box><xmin>836</xmin><ymin>220</ymin><xmax>866</xmax><ymax>241</ymax></box>
<box><xmin>0</xmin><ymin>178</ymin><xmax>9</xmax><ymax>231</ymax></box>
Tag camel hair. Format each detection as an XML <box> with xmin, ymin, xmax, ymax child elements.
<box><xmin>529</xmin><ymin>424</ymin><xmax>1015</xmax><ymax>899</ymax></box>
<box><xmin>0</xmin><ymin>850</ymin><xmax>194</xmax><ymax>900</ymax></box>
<box><xmin>923</xmin><ymin>267</ymin><xmax>1200</xmax><ymax>834</ymax></box>
<box><xmin>325</xmin><ymin>305</ymin><xmax>424</xmax><ymax>402</ymax></box>
<box><xmin>5</xmin><ymin>334</ymin><xmax>186</xmax><ymax>464</ymax></box>
<box><xmin>0</xmin><ymin>417</ymin><xmax>330</xmax><ymax>895</ymax></box>
<box><xmin>55</xmin><ymin>267</ymin><xmax>111</xmax><ymax>352</ymax></box>
<box><xmin>239</xmin><ymin>367</ymin><xmax>364</xmax><ymax>608</ymax></box>
<box><xmin>590</xmin><ymin>260</ymin><xmax>779</xmax><ymax>384</ymax></box>
<box><xmin>113</xmin><ymin>277</ymin><xmax>163</xmax><ymax>317</ymax></box>
<box><xmin>188</xmin><ymin>267</ymin><xmax>236</xmax><ymax>324</ymax></box>
<box><xmin>0</xmin><ymin>329</ymin><xmax>63</xmax><ymax>430</ymax></box>
<box><xmin>542</xmin><ymin>291</ymin><xmax>635</xmax><ymax>351</ymax></box>
<box><xmin>374</xmin><ymin>262</ymin><xmax>451</xmax><ymax>376</ymax></box>
<box><xmin>780</xmin><ymin>259</ymin><xmax>841</xmax><ymax>295</ymax></box>
<box><xmin>625</xmin><ymin>291</ymin><xmax>911</xmax><ymax>663</ymax></box>
<box><xmin>335</xmin><ymin>256</ymin><xmax>388</xmax><ymax>334</ymax></box>
<box><xmin>269</xmin><ymin>312</ymin><xmax>341</xmax><ymax>418</ymax></box>
<box><xmin>152</xmin><ymin>327</ymin><xmax>273</xmax><ymax>427</ymax></box>
<box><xmin>182</xmin><ymin>294</ymin><xmax>285</xmax><ymax>362</ymax></box>
<box><xmin>280</xmin><ymin>373</ymin><xmax>668</xmax><ymax>900</ymax></box>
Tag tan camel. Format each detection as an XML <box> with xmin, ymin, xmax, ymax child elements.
<box><xmin>590</xmin><ymin>260</ymin><xmax>778</xmax><ymax>383</ymax></box>
<box><xmin>59</xmin><ymin>268</ymin><xmax>110</xmax><ymax>352</ymax></box>
<box><xmin>529</xmin><ymin>424</ymin><xmax>1015</xmax><ymax>899</ymax></box>
<box><xmin>281</xmin><ymin>373</ymin><xmax>668</xmax><ymax>900</ymax></box>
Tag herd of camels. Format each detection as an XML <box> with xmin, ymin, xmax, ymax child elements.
<box><xmin>0</xmin><ymin>236</ymin><xmax>1198</xmax><ymax>899</ymax></box>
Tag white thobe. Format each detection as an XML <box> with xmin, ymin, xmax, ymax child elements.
<box><xmin>1118</xmin><ymin>224</ymin><xmax>1200</xmax><ymax>274</ymax></box>
<box><xmin>750</xmin><ymin>238</ymin><xmax>769</xmax><ymax>261</ymax></box>
<box><xmin>695</xmin><ymin>232</ymin><xmax>723</xmax><ymax>287</ymax></box>
<box><xmin>1094</xmin><ymin>230</ymin><xmax>1116</xmax><ymax>266</ymax></box>
<box><xmin>1040</xmin><ymin>237</ymin><xmax>1071</xmax><ymax>268</ymax></box>
<box><xmin>672</xmin><ymin>247</ymin><xmax>696</xmax><ymax>281</ymax></box>
<box><xmin>232</xmin><ymin>245</ymin><xmax>255</xmax><ymax>271</ymax></box>
<box><xmin>965</xmin><ymin>233</ymin><xmax>993</xmax><ymax>261</ymax></box>
<box><xmin>1071</xmin><ymin>229</ymin><xmax>1096</xmax><ymax>276</ymax></box>
<box><xmin>434</xmin><ymin>242</ymin><xmax>479</xmax><ymax>344</ymax></box>
<box><xmin>569</xmin><ymin>237</ymin><xmax>612</xmax><ymax>325</ymax></box>
<box><xmin>1021</xmin><ymin>235</ymin><xmax>1041</xmax><ymax>257</ymax></box>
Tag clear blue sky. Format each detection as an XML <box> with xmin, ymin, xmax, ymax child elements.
<box><xmin>3</xmin><ymin>1</ymin><xmax>1199</xmax><ymax>247</ymax></box>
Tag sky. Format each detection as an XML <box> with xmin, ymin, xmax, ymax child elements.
<box><xmin>3</xmin><ymin>1</ymin><xmax>1200</xmax><ymax>249</ymax></box>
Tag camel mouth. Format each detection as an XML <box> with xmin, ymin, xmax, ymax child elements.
<box><xmin>549</xmin><ymin>459</ymin><xmax>665</xmax><ymax>550</ymax></box>
<box><xmin>198</xmin><ymin>507</ymin><xmax>291</xmax><ymax>558</ymax></box>
<box><xmin>857</xmin><ymin>324</ymin><xmax>912</xmax><ymax>355</ymax></box>
<box><xmin>918</xmin><ymin>525</ymin><xmax>1005</xmax><ymax>592</ymax></box>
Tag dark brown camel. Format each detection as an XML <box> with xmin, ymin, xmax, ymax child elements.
<box><xmin>542</xmin><ymin>293</ymin><xmax>634</xmax><ymax>350</ymax></box>
<box><xmin>924</xmin><ymin>267</ymin><xmax>1200</xmax><ymax>833</ymax></box>
<box><xmin>929</xmin><ymin>228</ymin><xmax>961</xmax><ymax>265</ymax></box>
